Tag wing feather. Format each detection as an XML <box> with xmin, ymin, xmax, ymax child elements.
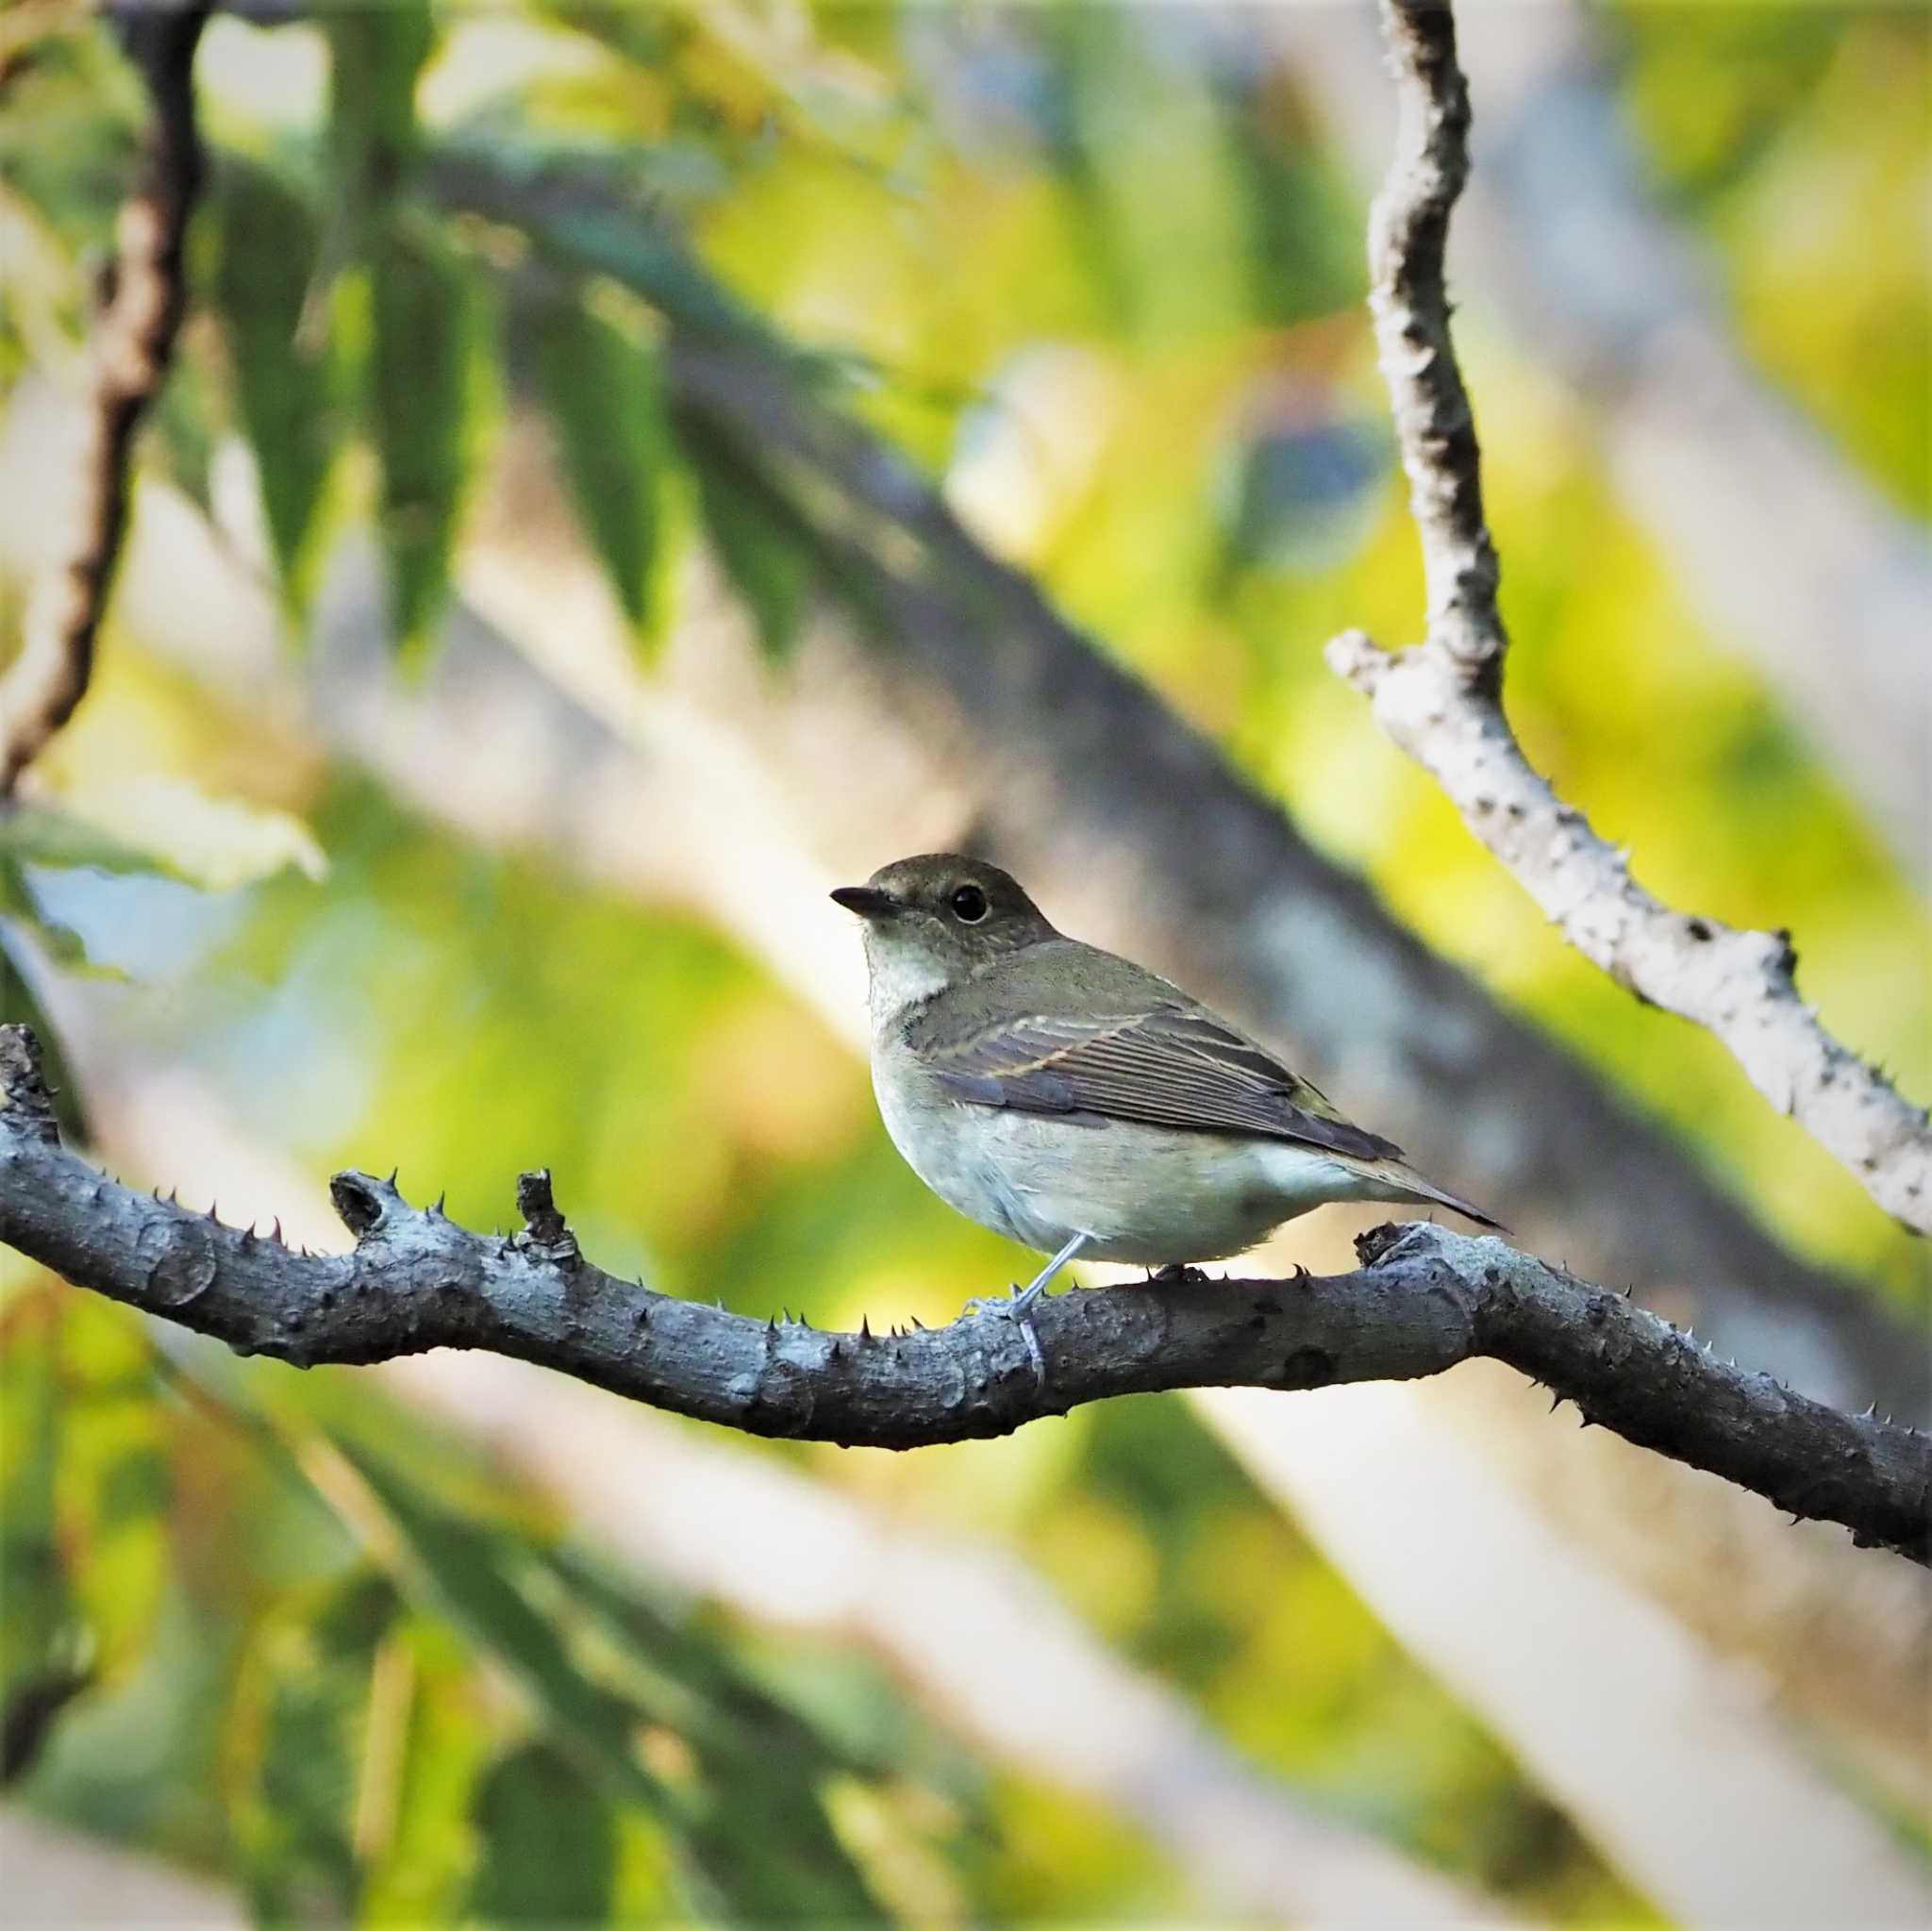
<box><xmin>918</xmin><ymin>1001</ymin><xmax>1403</xmax><ymax>1163</ymax></box>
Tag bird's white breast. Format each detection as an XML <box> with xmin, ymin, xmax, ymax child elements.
<box><xmin>868</xmin><ymin>1028</ymin><xmax>1368</xmax><ymax>1265</ymax></box>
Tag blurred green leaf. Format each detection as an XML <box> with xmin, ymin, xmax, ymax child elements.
<box><xmin>355</xmin><ymin>1616</ymin><xmax>496</xmax><ymax>1924</ymax></box>
<box><xmin>49</xmin><ymin>1299</ymin><xmax>171</xmax><ymax>1687</ymax></box>
<box><xmin>325</xmin><ymin>0</ymin><xmax>434</xmax><ymax>244</ymax></box>
<box><xmin>211</xmin><ymin>158</ymin><xmax>341</xmax><ymax>598</ymax></box>
<box><xmin>466</xmin><ymin>1739</ymin><xmax>618</xmax><ymax>1924</ymax></box>
<box><xmin>0</xmin><ymin>787</ymin><xmax>325</xmax><ymax>893</ymax></box>
<box><xmin>546</xmin><ymin>1549</ymin><xmax>897</xmax><ymax>1922</ymax></box>
<box><xmin>336</xmin><ymin>1443</ymin><xmax>890</xmax><ymax>1922</ymax></box>
<box><xmin>332</xmin><ymin>1445</ymin><xmax>708</xmax><ymax>1892</ymax></box>
<box><xmin>1</xmin><ymin>1296</ymin><xmax>175</xmax><ymax>1790</ymax></box>
<box><xmin>681</xmin><ymin>424</ymin><xmax>814</xmax><ymax>661</ymax></box>
<box><xmin>0</xmin><ymin>1298</ymin><xmax>91</xmax><ymax>1785</ymax></box>
<box><xmin>0</xmin><ymin>804</ymin><xmax>163</xmax><ymax>877</ymax></box>
<box><xmin>369</xmin><ymin>221</ymin><xmax>475</xmax><ymax>658</ymax></box>
<box><xmin>534</xmin><ymin>292</ymin><xmax>677</xmax><ymax>650</ymax></box>
<box><xmin>229</xmin><ymin>1567</ymin><xmax>400</xmax><ymax>1923</ymax></box>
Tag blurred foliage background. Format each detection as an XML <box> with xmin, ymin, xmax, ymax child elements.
<box><xmin>1</xmin><ymin>2</ymin><xmax>1927</xmax><ymax>1923</ymax></box>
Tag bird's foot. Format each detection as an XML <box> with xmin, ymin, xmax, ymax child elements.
<box><xmin>962</xmin><ymin>1286</ymin><xmax>1049</xmax><ymax>1390</ymax></box>
<box><xmin>960</xmin><ymin>1232</ymin><xmax>1086</xmax><ymax>1392</ymax></box>
<box><xmin>1146</xmin><ymin>1262</ymin><xmax>1209</xmax><ymax>1286</ymax></box>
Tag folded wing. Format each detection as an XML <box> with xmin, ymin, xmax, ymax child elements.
<box><xmin>917</xmin><ymin>1001</ymin><xmax>1405</xmax><ymax>1165</ymax></box>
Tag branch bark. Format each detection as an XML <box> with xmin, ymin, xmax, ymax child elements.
<box><xmin>1327</xmin><ymin>0</ymin><xmax>1932</xmax><ymax>1235</ymax></box>
<box><xmin>3</xmin><ymin>1024</ymin><xmax>1924</xmax><ymax>1564</ymax></box>
<box><xmin>0</xmin><ymin>4</ymin><xmax>208</xmax><ymax>793</ymax></box>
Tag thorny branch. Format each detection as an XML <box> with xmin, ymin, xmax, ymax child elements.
<box><xmin>1327</xmin><ymin>0</ymin><xmax>1932</xmax><ymax>1233</ymax></box>
<box><xmin>2</xmin><ymin>1025</ymin><xmax>1924</xmax><ymax>1564</ymax></box>
<box><xmin>0</xmin><ymin>3</ymin><xmax>209</xmax><ymax>793</ymax></box>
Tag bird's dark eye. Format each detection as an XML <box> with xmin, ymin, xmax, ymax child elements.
<box><xmin>949</xmin><ymin>883</ymin><xmax>989</xmax><ymax>924</ymax></box>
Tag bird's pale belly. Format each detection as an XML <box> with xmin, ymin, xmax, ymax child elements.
<box><xmin>874</xmin><ymin>1066</ymin><xmax>1368</xmax><ymax>1265</ymax></box>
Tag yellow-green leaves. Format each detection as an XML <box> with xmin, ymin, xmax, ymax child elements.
<box><xmin>229</xmin><ymin>1569</ymin><xmax>400</xmax><ymax>1923</ymax></box>
<box><xmin>337</xmin><ymin>1444</ymin><xmax>891</xmax><ymax>1921</ymax></box>
<box><xmin>369</xmin><ymin>222</ymin><xmax>475</xmax><ymax>658</ymax></box>
<box><xmin>534</xmin><ymin>292</ymin><xmax>677</xmax><ymax>650</ymax></box>
<box><xmin>0</xmin><ymin>1296</ymin><xmax>170</xmax><ymax>1787</ymax></box>
<box><xmin>211</xmin><ymin>159</ymin><xmax>341</xmax><ymax>602</ymax></box>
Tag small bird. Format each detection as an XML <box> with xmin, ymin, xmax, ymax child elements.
<box><xmin>833</xmin><ymin>854</ymin><xmax>1499</xmax><ymax>1332</ymax></box>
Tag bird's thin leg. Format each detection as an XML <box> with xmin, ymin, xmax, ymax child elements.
<box><xmin>963</xmin><ymin>1232</ymin><xmax>1089</xmax><ymax>1390</ymax></box>
<box><xmin>964</xmin><ymin>1231</ymin><xmax>1089</xmax><ymax>1320</ymax></box>
<box><xmin>1011</xmin><ymin>1231</ymin><xmax>1090</xmax><ymax>1313</ymax></box>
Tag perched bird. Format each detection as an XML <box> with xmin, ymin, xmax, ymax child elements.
<box><xmin>833</xmin><ymin>854</ymin><xmax>1499</xmax><ymax>1327</ymax></box>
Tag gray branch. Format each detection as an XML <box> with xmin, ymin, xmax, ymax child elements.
<box><xmin>0</xmin><ymin>4</ymin><xmax>208</xmax><ymax>794</ymax></box>
<box><xmin>1328</xmin><ymin>0</ymin><xmax>1932</xmax><ymax>1235</ymax></box>
<box><xmin>3</xmin><ymin>1025</ymin><xmax>1924</xmax><ymax>1564</ymax></box>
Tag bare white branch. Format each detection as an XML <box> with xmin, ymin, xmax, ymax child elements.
<box><xmin>1329</xmin><ymin>0</ymin><xmax>1932</xmax><ymax>1234</ymax></box>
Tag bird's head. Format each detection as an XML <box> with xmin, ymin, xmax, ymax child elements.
<box><xmin>832</xmin><ymin>853</ymin><xmax>1056</xmax><ymax>1011</ymax></box>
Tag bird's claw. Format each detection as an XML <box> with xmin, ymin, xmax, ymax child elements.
<box><xmin>962</xmin><ymin>1288</ymin><xmax>1049</xmax><ymax>1390</ymax></box>
<box><xmin>1147</xmin><ymin>1262</ymin><xmax>1208</xmax><ymax>1285</ymax></box>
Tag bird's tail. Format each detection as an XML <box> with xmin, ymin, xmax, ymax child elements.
<box><xmin>1361</xmin><ymin>1160</ymin><xmax>1507</xmax><ymax>1233</ymax></box>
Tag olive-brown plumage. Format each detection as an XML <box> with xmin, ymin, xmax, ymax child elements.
<box><xmin>833</xmin><ymin>854</ymin><xmax>1499</xmax><ymax>1307</ymax></box>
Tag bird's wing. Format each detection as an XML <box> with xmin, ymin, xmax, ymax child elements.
<box><xmin>915</xmin><ymin>997</ymin><xmax>1405</xmax><ymax>1164</ymax></box>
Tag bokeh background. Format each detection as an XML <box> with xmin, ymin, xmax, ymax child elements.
<box><xmin>2</xmin><ymin>2</ymin><xmax>1928</xmax><ymax>1923</ymax></box>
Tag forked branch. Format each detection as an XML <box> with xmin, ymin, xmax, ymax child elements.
<box><xmin>1328</xmin><ymin>0</ymin><xmax>1932</xmax><ymax>1233</ymax></box>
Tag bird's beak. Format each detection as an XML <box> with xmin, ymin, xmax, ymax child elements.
<box><xmin>830</xmin><ymin>885</ymin><xmax>901</xmax><ymax>921</ymax></box>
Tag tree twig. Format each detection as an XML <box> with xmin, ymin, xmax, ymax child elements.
<box><xmin>3</xmin><ymin>1024</ymin><xmax>1924</xmax><ymax>1563</ymax></box>
<box><xmin>1325</xmin><ymin>0</ymin><xmax>1932</xmax><ymax>1234</ymax></box>
<box><xmin>0</xmin><ymin>3</ymin><xmax>208</xmax><ymax>794</ymax></box>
